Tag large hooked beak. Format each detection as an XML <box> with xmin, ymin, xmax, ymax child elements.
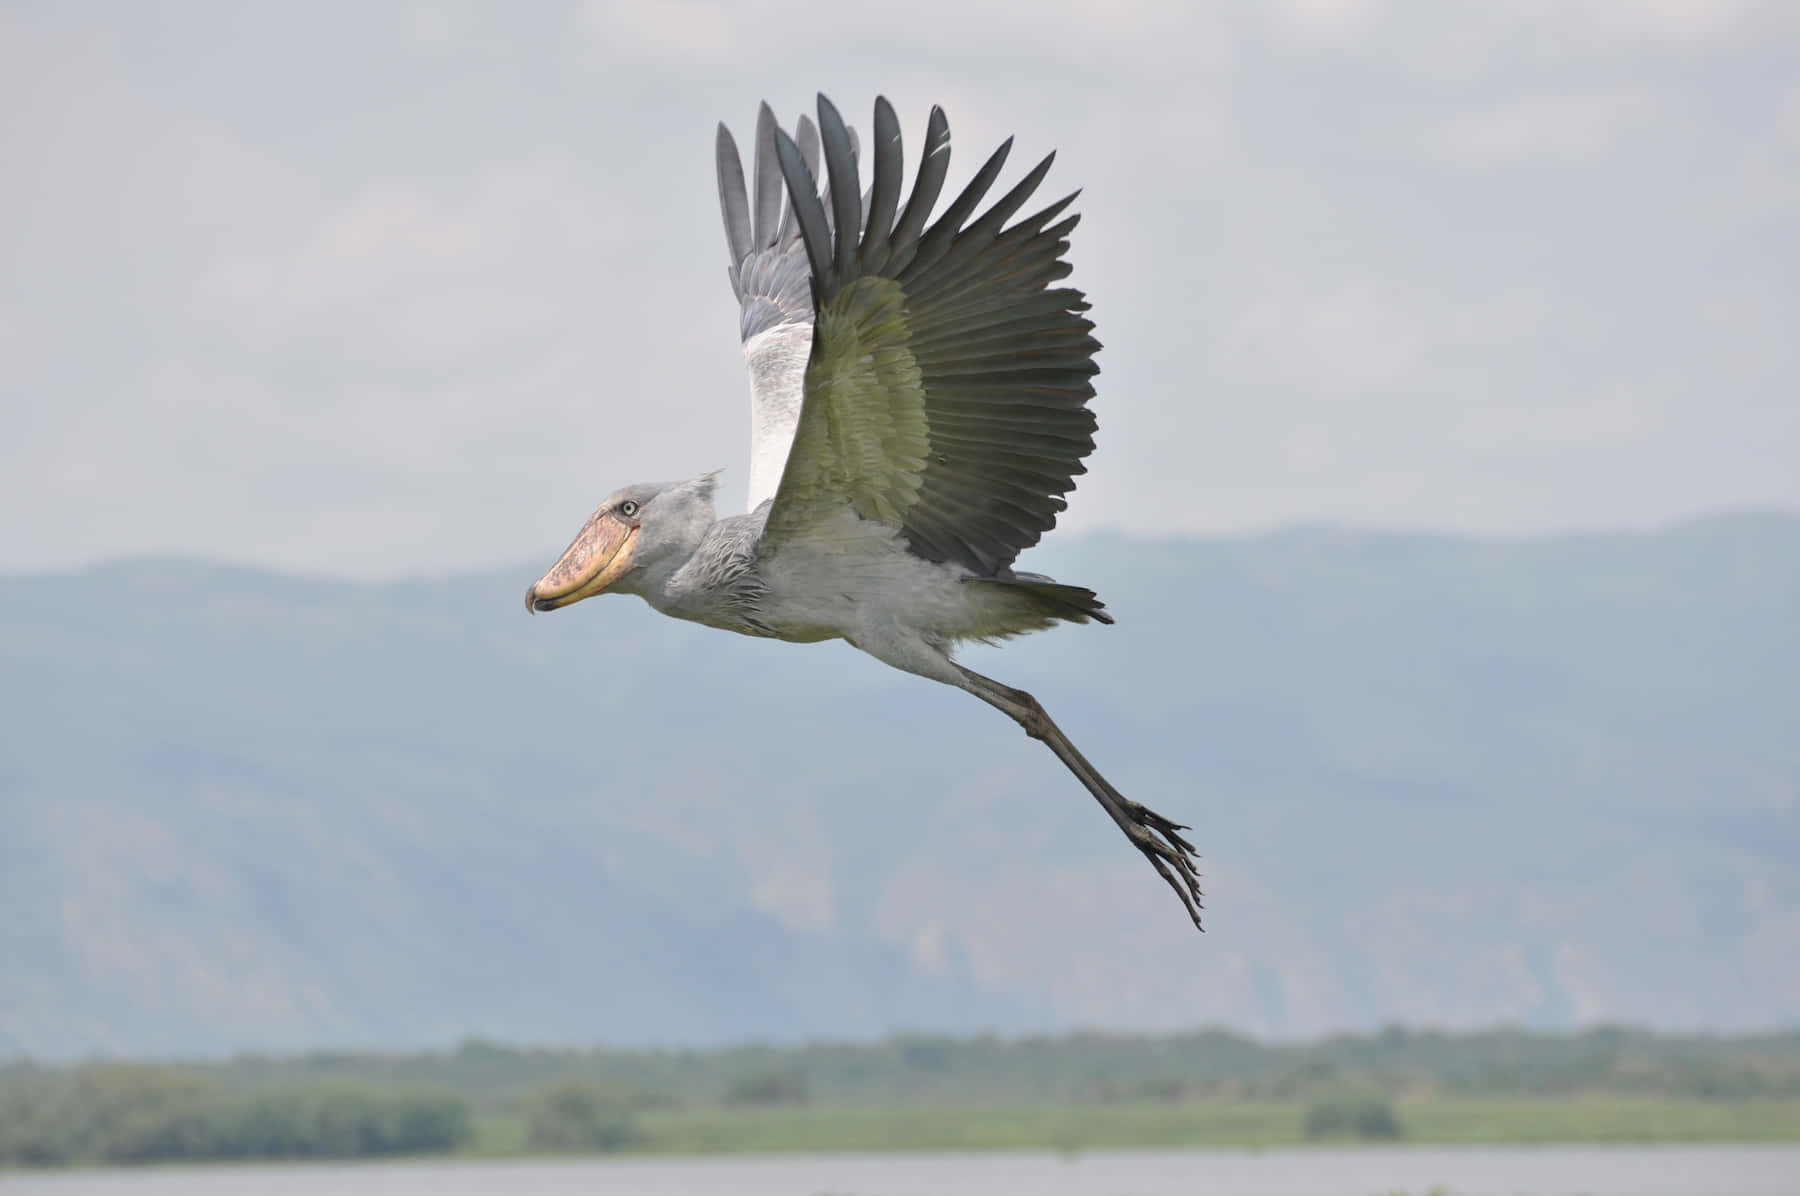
<box><xmin>525</xmin><ymin>509</ymin><xmax>640</xmax><ymax>613</ymax></box>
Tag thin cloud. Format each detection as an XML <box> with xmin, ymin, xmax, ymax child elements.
<box><xmin>1</xmin><ymin>3</ymin><xmax>1794</xmax><ymax>575</ymax></box>
<box><xmin>1443</xmin><ymin>87</ymin><xmax>1667</xmax><ymax>165</ymax></box>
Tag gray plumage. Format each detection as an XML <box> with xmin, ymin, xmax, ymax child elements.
<box><xmin>528</xmin><ymin>96</ymin><xmax>1203</xmax><ymax>929</ymax></box>
<box><xmin>717</xmin><ymin>108</ymin><xmax>816</xmax><ymax>342</ymax></box>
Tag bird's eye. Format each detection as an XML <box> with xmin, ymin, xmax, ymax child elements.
<box><xmin>619</xmin><ymin>500</ymin><xmax>640</xmax><ymax>517</ymax></box>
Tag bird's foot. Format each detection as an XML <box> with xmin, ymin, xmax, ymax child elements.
<box><xmin>952</xmin><ymin>666</ymin><xmax>1204</xmax><ymax>931</ymax></box>
<box><xmin>1121</xmin><ymin>799</ymin><xmax>1204</xmax><ymax>931</ymax></box>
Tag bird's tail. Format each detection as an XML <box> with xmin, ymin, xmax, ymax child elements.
<box><xmin>967</xmin><ymin>575</ymin><xmax>1114</xmax><ymax>626</ymax></box>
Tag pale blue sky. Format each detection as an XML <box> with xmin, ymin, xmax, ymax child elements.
<box><xmin>3</xmin><ymin>0</ymin><xmax>1796</xmax><ymax>575</ymax></box>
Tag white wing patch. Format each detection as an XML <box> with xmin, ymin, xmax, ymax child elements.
<box><xmin>742</xmin><ymin>321</ymin><xmax>813</xmax><ymax>511</ymax></box>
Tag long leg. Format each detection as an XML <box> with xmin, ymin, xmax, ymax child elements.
<box><xmin>955</xmin><ymin>666</ymin><xmax>1204</xmax><ymax>930</ymax></box>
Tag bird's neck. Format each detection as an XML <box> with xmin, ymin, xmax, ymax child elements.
<box><xmin>631</xmin><ymin>536</ymin><xmax>708</xmax><ymax>613</ymax></box>
<box><xmin>637</xmin><ymin>515</ymin><xmax>769</xmax><ymax>635</ymax></box>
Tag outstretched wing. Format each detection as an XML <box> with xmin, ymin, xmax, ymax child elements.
<box><xmin>760</xmin><ymin>95</ymin><xmax>1099</xmax><ymax>577</ymax></box>
<box><xmin>715</xmin><ymin>107</ymin><xmax>857</xmax><ymax>512</ymax></box>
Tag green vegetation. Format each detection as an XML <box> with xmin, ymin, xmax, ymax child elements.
<box><xmin>630</xmin><ymin>1097</ymin><xmax>1800</xmax><ymax>1154</ymax></box>
<box><xmin>521</xmin><ymin>1079</ymin><xmax>639</xmax><ymax>1152</ymax></box>
<box><xmin>1303</xmin><ymin>1087</ymin><xmax>1404</xmax><ymax>1140</ymax></box>
<box><xmin>186</xmin><ymin>1024</ymin><xmax>1800</xmax><ymax>1110</ymax></box>
<box><xmin>0</xmin><ymin>1063</ymin><xmax>470</xmax><ymax>1166</ymax></box>
<box><xmin>631</xmin><ymin>1100</ymin><xmax>1302</xmax><ymax>1153</ymax></box>
<box><xmin>724</xmin><ymin>1068</ymin><xmax>810</xmax><ymax>1108</ymax></box>
<box><xmin>5</xmin><ymin>1027</ymin><xmax>1800</xmax><ymax>1167</ymax></box>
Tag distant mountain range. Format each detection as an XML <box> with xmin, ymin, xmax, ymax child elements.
<box><xmin>3</xmin><ymin>512</ymin><xmax>1796</xmax><ymax>1059</ymax></box>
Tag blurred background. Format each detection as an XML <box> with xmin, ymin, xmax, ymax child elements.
<box><xmin>5</xmin><ymin>1</ymin><xmax>1796</xmax><ymax>576</ymax></box>
<box><xmin>2</xmin><ymin>0</ymin><xmax>1798</xmax><ymax>1171</ymax></box>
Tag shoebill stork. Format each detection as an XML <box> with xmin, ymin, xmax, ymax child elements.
<box><xmin>526</xmin><ymin>95</ymin><xmax>1203</xmax><ymax>928</ymax></box>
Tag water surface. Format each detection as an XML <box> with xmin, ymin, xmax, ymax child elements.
<box><xmin>4</xmin><ymin>1146</ymin><xmax>1797</xmax><ymax>1196</ymax></box>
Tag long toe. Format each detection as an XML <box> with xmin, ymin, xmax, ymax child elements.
<box><xmin>1123</xmin><ymin>813</ymin><xmax>1205</xmax><ymax>929</ymax></box>
<box><xmin>1144</xmin><ymin>851</ymin><xmax>1206</xmax><ymax>930</ymax></box>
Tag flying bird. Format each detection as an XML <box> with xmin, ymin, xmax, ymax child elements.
<box><xmin>526</xmin><ymin>95</ymin><xmax>1203</xmax><ymax>928</ymax></box>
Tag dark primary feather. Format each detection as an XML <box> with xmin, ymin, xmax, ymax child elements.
<box><xmin>816</xmin><ymin>98</ymin><xmax>862</xmax><ymax>277</ymax></box>
<box><xmin>715</xmin><ymin>124</ymin><xmax>753</xmax><ymax>274</ymax></box>
<box><xmin>776</xmin><ymin>116</ymin><xmax>822</xmax><ymax>243</ymax></box>
<box><xmin>768</xmin><ymin>94</ymin><xmax>1101</xmax><ymax>578</ymax></box>
<box><xmin>752</xmin><ymin>105</ymin><xmax>783</xmax><ymax>248</ymax></box>
<box><xmin>892</xmin><ymin>106</ymin><xmax>951</xmax><ymax>255</ymax></box>
<box><xmin>861</xmin><ymin>99</ymin><xmax>904</xmax><ymax>270</ymax></box>
<box><xmin>717</xmin><ymin>109</ymin><xmax>832</xmax><ymax>342</ymax></box>
<box><xmin>774</xmin><ymin>130</ymin><xmax>834</xmax><ymax>291</ymax></box>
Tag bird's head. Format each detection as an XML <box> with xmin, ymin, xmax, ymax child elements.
<box><xmin>525</xmin><ymin>473</ymin><xmax>719</xmax><ymax>613</ymax></box>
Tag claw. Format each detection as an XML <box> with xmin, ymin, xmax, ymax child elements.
<box><xmin>1145</xmin><ymin>850</ymin><xmax>1206</xmax><ymax>931</ymax></box>
<box><xmin>1122</xmin><ymin>798</ymin><xmax>1205</xmax><ymax>926</ymax></box>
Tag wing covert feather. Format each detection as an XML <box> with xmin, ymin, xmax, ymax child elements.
<box><xmin>762</xmin><ymin>96</ymin><xmax>1101</xmax><ymax>577</ymax></box>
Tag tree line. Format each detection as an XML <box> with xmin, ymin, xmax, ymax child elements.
<box><xmin>203</xmin><ymin>1025</ymin><xmax>1800</xmax><ymax>1108</ymax></box>
<box><xmin>5</xmin><ymin>1025</ymin><xmax>1795</xmax><ymax>1166</ymax></box>
<box><xmin>0</xmin><ymin>1065</ymin><xmax>468</xmax><ymax>1166</ymax></box>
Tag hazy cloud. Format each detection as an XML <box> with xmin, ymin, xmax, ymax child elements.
<box><xmin>1268</xmin><ymin>0</ymin><xmax>1388</xmax><ymax>42</ymax></box>
<box><xmin>2</xmin><ymin>2</ymin><xmax>1795</xmax><ymax>575</ymax></box>
<box><xmin>587</xmin><ymin>0</ymin><xmax>737</xmax><ymax>61</ymax></box>
<box><xmin>1443</xmin><ymin>87</ymin><xmax>1667</xmax><ymax>164</ymax></box>
<box><xmin>1230</xmin><ymin>281</ymin><xmax>1425</xmax><ymax>395</ymax></box>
